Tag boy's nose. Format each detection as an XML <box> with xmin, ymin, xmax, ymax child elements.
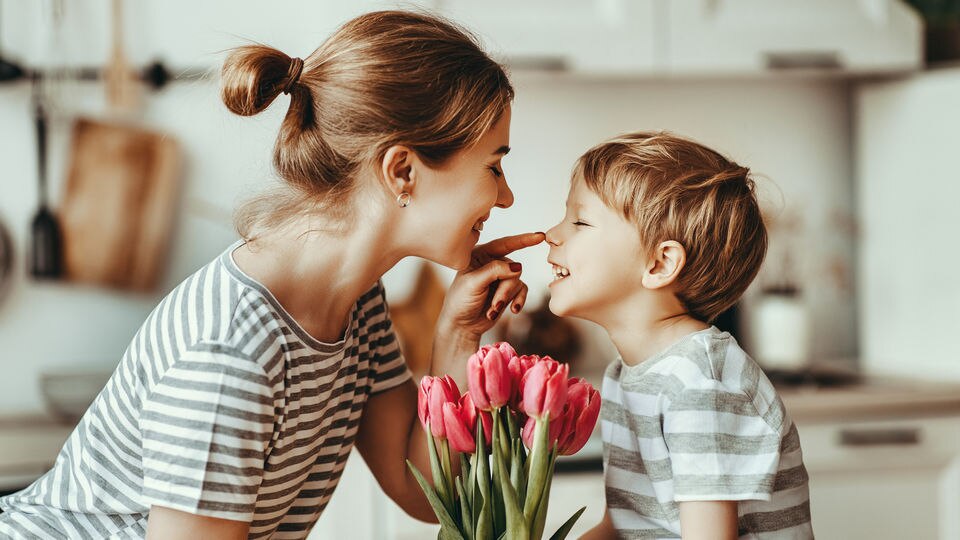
<box><xmin>545</xmin><ymin>223</ymin><xmax>562</xmax><ymax>246</ymax></box>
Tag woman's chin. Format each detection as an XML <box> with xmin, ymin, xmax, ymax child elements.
<box><xmin>427</xmin><ymin>247</ymin><xmax>472</xmax><ymax>272</ymax></box>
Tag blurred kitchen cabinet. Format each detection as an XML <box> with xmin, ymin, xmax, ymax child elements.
<box><xmin>799</xmin><ymin>414</ymin><xmax>960</xmax><ymax>539</ymax></box>
<box><xmin>0</xmin><ymin>417</ymin><xmax>73</xmax><ymax>494</ymax></box>
<box><xmin>666</xmin><ymin>0</ymin><xmax>922</xmax><ymax>75</ymax></box>
<box><xmin>543</xmin><ymin>472</ymin><xmax>607</xmax><ymax>538</ymax></box>
<box><xmin>855</xmin><ymin>67</ymin><xmax>960</xmax><ymax>382</ymax></box>
<box><xmin>436</xmin><ymin>0</ymin><xmax>660</xmax><ymax>75</ymax></box>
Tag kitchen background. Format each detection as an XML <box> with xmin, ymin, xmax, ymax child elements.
<box><xmin>0</xmin><ymin>1</ymin><xmax>958</xmax><ymax>539</ymax></box>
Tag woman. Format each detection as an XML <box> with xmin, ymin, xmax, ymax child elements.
<box><xmin>0</xmin><ymin>10</ymin><xmax>542</xmax><ymax>539</ymax></box>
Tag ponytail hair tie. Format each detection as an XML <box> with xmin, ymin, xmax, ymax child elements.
<box><xmin>282</xmin><ymin>57</ymin><xmax>304</xmax><ymax>95</ymax></box>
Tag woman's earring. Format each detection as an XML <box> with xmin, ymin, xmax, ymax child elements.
<box><xmin>397</xmin><ymin>192</ymin><xmax>411</xmax><ymax>208</ymax></box>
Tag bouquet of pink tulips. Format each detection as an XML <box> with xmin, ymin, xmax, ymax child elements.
<box><xmin>409</xmin><ymin>342</ymin><xmax>601</xmax><ymax>540</ymax></box>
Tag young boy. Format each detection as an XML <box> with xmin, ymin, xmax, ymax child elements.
<box><xmin>545</xmin><ymin>132</ymin><xmax>813</xmax><ymax>539</ymax></box>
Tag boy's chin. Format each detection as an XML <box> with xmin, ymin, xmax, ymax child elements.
<box><xmin>547</xmin><ymin>296</ymin><xmax>575</xmax><ymax>319</ymax></box>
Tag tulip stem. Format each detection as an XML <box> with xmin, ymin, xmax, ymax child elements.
<box><xmin>440</xmin><ymin>439</ymin><xmax>457</xmax><ymax>517</ymax></box>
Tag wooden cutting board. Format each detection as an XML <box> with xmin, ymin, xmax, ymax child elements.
<box><xmin>60</xmin><ymin>118</ymin><xmax>180</xmax><ymax>291</ymax></box>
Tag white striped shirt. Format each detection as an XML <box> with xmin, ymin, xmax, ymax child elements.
<box><xmin>600</xmin><ymin>327</ymin><xmax>813</xmax><ymax>539</ymax></box>
<box><xmin>0</xmin><ymin>242</ymin><xmax>411</xmax><ymax>539</ymax></box>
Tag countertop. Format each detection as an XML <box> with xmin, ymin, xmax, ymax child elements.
<box><xmin>780</xmin><ymin>378</ymin><xmax>960</xmax><ymax>423</ymax></box>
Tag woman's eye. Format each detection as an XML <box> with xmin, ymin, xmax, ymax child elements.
<box><xmin>489</xmin><ymin>166</ymin><xmax>503</xmax><ymax>178</ymax></box>
<box><xmin>572</xmin><ymin>220</ymin><xmax>590</xmax><ymax>227</ymax></box>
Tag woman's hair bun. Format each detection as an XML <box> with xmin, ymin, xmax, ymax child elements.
<box><xmin>221</xmin><ymin>44</ymin><xmax>298</xmax><ymax>116</ymax></box>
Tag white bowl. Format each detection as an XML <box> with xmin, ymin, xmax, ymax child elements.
<box><xmin>40</xmin><ymin>369</ymin><xmax>112</xmax><ymax>424</ymax></box>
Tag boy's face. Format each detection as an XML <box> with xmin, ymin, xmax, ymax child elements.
<box><xmin>545</xmin><ymin>179</ymin><xmax>648</xmax><ymax>324</ymax></box>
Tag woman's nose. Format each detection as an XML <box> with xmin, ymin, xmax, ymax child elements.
<box><xmin>495</xmin><ymin>177</ymin><xmax>515</xmax><ymax>209</ymax></box>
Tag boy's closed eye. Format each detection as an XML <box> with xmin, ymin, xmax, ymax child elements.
<box><xmin>572</xmin><ymin>220</ymin><xmax>592</xmax><ymax>227</ymax></box>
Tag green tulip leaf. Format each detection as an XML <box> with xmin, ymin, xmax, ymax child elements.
<box><xmin>495</xmin><ymin>444</ymin><xmax>530</xmax><ymax>540</ymax></box>
<box><xmin>407</xmin><ymin>460</ymin><xmax>464</xmax><ymax>539</ymax></box>
<box><xmin>456</xmin><ymin>476</ymin><xmax>473</xmax><ymax>540</ymax></box>
<box><xmin>547</xmin><ymin>507</ymin><xmax>586</xmax><ymax>540</ymax></box>
<box><xmin>426</xmin><ymin>425</ymin><xmax>452</xmax><ymax>510</ymax></box>
<box><xmin>523</xmin><ymin>417</ymin><xmax>551</xmax><ymax>523</ymax></box>
<box><xmin>531</xmin><ymin>450</ymin><xmax>558</xmax><ymax>540</ymax></box>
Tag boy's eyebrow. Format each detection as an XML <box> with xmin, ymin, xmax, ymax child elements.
<box><xmin>491</xmin><ymin>145</ymin><xmax>511</xmax><ymax>156</ymax></box>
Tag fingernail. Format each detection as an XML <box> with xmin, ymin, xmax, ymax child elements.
<box><xmin>509</xmin><ymin>262</ymin><xmax>522</xmax><ymax>272</ymax></box>
<box><xmin>496</xmin><ymin>301</ymin><xmax>505</xmax><ymax>312</ymax></box>
<box><xmin>512</xmin><ymin>304</ymin><xmax>521</xmax><ymax>313</ymax></box>
<box><xmin>488</xmin><ymin>310</ymin><xmax>499</xmax><ymax>320</ymax></box>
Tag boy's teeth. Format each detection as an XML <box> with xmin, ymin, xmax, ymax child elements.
<box><xmin>552</xmin><ymin>264</ymin><xmax>570</xmax><ymax>279</ymax></box>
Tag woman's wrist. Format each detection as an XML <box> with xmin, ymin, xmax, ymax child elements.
<box><xmin>430</xmin><ymin>320</ymin><xmax>480</xmax><ymax>384</ymax></box>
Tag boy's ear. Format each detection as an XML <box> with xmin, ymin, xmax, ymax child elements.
<box><xmin>380</xmin><ymin>145</ymin><xmax>417</xmax><ymax>200</ymax></box>
<box><xmin>641</xmin><ymin>240</ymin><xmax>686</xmax><ymax>290</ymax></box>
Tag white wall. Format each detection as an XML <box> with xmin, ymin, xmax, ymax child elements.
<box><xmin>855</xmin><ymin>68</ymin><xmax>960</xmax><ymax>382</ymax></box>
<box><xmin>0</xmin><ymin>1</ymin><xmax>856</xmax><ymax>413</ymax></box>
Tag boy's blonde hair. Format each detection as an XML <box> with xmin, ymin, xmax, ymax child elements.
<box><xmin>575</xmin><ymin>131</ymin><xmax>767</xmax><ymax>323</ymax></box>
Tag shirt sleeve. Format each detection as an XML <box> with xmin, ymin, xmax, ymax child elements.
<box><xmin>662</xmin><ymin>376</ymin><xmax>783</xmax><ymax>502</ymax></box>
<box><xmin>140</xmin><ymin>342</ymin><xmax>276</xmax><ymax>522</ymax></box>
<box><xmin>368</xmin><ymin>282</ymin><xmax>412</xmax><ymax>394</ymax></box>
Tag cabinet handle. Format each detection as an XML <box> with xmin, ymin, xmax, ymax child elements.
<box><xmin>764</xmin><ymin>51</ymin><xmax>842</xmax><ymax>70</ymax></box>
<box><xmin>838</xmin><ymin>427</ymin><xmax>920</xmax><ymax>446</ymax></box>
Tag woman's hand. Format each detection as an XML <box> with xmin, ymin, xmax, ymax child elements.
<box><xmin>431</xmin><ymin>232</ymin><xmax>545</xmax><ymax>380</ymax></box>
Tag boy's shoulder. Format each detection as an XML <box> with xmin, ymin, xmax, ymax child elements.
<box><xmin>604</xmin><ymin>326</ymin><xmax>788</xmax><ymax>430</ymax></box>
<box><xmin>607</xmin><ymin>327</ymin><xmax>775</xmax><ymax>399</ymax></box>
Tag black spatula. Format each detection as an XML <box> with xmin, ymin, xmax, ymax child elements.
<box><xmin>30</xmin><ymin>77</ymin><xmax>63</xmax><ymax>279</ymax></box>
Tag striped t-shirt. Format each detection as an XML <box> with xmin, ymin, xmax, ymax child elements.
<box><xmin>0</xmin><ymin>242</ymin><xmax>411</xmax><ymax>539</ymax></box>
<box><xmin>600</xmin><ymin>327</ymin><xmax>813</xmax><ymax>539</ymax></box>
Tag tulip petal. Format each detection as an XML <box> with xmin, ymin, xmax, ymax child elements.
<box><xmin>443</xmin><ymin>402</ymin><xmax>476</xmax><ymax>454</ymax></box>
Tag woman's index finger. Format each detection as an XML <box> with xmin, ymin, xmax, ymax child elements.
<box><xmin>477</xmin><ymin>232</ymin><xmax>545</xmax><ymax>258</ymax></box>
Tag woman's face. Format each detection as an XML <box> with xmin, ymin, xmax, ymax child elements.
<box><xmin>413</xmin><ymin>106</ymin><xmax>514</xmax><ymax>270</ymax></box>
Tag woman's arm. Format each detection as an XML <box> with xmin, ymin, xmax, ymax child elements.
<box><xmin>678</xmin><ymin>500</ymin><xmax>739</xmax><ymax>540</ymax></box>
<box><xmin>355</xmin><ymin>380</ymin><xmax>437</xmax><ymax>521</ymax></box>
<box><xmin>146</xmin><ymin>505</ymin><xmax>249</xmax><ymax>539</ymax></box>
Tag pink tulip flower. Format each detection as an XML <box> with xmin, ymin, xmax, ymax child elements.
<box><xmin>442</xmin><ymin>400</ymin><xmax>476</xmax><ymax>454</ymax></box>
<box><xmin>467</xmin><ymin>342</ymin><xmax>518</xmax><ymax>410</ymax></box>
<box><xmin>417</xmin><ymin>375</ymin><xmax>461</xmax><ymax>439</ymax></box>
<box><xmin>556</xmin><ymin>378</ymin><xmax>601</xmax><ymax>456</ymax></box>
<box><xmin>521</xmin><ymin>377</ymin><xmax>601</xmax><ymax>455</ymax></box>
<box><xmin>460</xmin><ymin>393</ymin><xmax>493</xmax><ymax>447</ymax></box>
<box><xmin>507</xmin><ymin>354</ymin><xmax>538</xmax><ymax>409</ymax></box>
<box><xmin>519</xmin><ymin>357</ymin><xmax>569</xmax><ymax>420</ymax></box>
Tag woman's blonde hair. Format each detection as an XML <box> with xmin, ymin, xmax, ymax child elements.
<box><xmin>575</xmin><ymin>132</ymin><xmax>767</xmax><ymax>323</ymax></box>
<box><xmin>220</xmin><ymin>10</ymin><xmax>514</xmax><ymax>239</ymax></box>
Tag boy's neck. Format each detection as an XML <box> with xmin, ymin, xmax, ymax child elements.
<box><xmin>603</xmin><ymin>301</ymin><xmax>711</xmax><ymax>367</ymax></box>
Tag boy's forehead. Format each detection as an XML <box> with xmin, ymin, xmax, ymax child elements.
<box><xmin>567</xmin><ymin>180</ymin><xmax>596</xmax><ymax>206</ymax></box>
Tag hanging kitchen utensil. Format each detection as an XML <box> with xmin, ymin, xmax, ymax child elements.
<box><xmin>29</xmin><ymin>76</ymin><xmax>63</xmax><ymax>279</ymax></box>
<box><xmin>0</xmin><ymin>214</ymin><xmax>13</xmax><ymax>301</ymax></box>
<box><xmin>0</xmin><ymin>0</ymin><xmax>26</xmax><ymax>83</ymax></box>
<box><xmin>103</xmin><ymin>0</ymin><xmax>138</xmax><ymax>112</ymax></box>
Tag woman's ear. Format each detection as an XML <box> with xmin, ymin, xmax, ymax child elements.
<box><xmin>641</xmin><ymin>240</ymin><xmax>686</xmax><ymax>289</ymax></box>
<box><xmin>380</xmin><ymin>145</ymin><xmax>417</xmax><ymax>199</ymax></box>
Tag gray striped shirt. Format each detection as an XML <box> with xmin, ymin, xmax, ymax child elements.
<box><xmin>600</xmin><ymin>327</ymin><xmax>813</xmax><ymax>539</ymax></box>
<box><xmin>0</xmin><ymin>242</ymin><xmax>411</xmax><ymax>539</ymax></box>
